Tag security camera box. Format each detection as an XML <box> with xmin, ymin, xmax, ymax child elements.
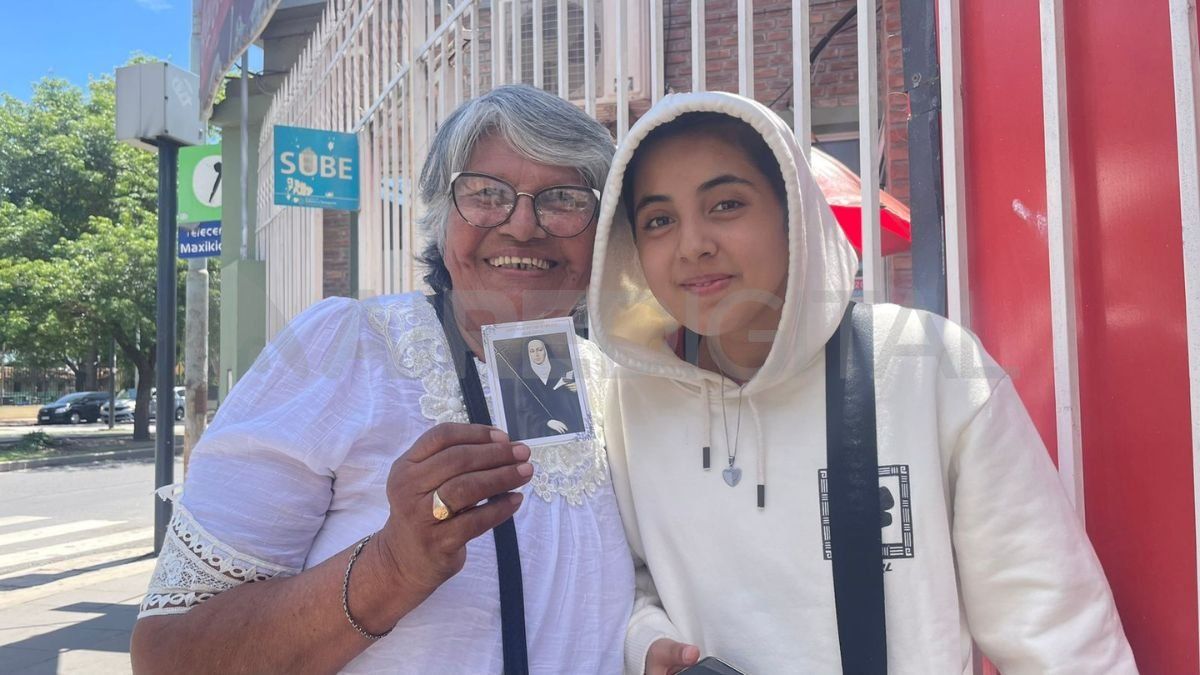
<box><xmin>116</xmin><ymin>62</ymin><xmax>205</xmax><ymax>150</ymax></box>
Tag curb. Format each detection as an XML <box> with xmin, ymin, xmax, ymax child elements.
<box><xmin>0</xmin><ymin>445</ymin><xmax>183</xmax><ymax>472</ymax></box>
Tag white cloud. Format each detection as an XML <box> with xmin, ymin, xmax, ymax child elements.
<box><xmin>134</xmin><ymin>0</ymin><xmax>172</xmax><ymax>11</ymax></box>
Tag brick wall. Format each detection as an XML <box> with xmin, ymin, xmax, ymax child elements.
<box><xmin>659</xmin><ymin>0</ymin><xmax>913</xmax><ymax>302</ymax></box>
<box><xmin>659</xmin><ymin>1</ymin><xmax>863</xmax><ymax>115</ymax></box>
<box><xmin>882</xmin><ymin>0</ymin><xmax>912</xmax><ymax>304</ymax></box>
<box><xmin>881</xmin><ymin>0</ymin><xmax>908</xmax><ymax>204</ymax></box>
<box><xmin>323</xmin><ymin>210</ymin><xmax>352</xmax><ymax>298</ymax></box>
<box><xmin>431</xmin><ymin>2</ymin><xmax>917</xmax><ymax>301</ymax></box>
<box><xmin>657</xmin><ymin>0</ymin><xmax>911</xmax><ymax>207</ymax></box>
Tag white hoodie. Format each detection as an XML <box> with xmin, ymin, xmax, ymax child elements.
<box><xmin>588</xmin><ymin>92</ymin><xmax>1136</xmax><ymax>674</ymax></box>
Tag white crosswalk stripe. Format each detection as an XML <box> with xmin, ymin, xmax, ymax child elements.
<box><xmin>0</xmin><ymin>544</ymin><xmax>152</xmax><ymax>586</ymax></box>
<box><xmin>0</xmin><ymin>515</ymin><xmax>50</xmax><ymax>529</ymax></box>
<box><xmin>0</xmin><ymin>519</ymin><xmax>122</xmax><ymax>548</ymax></box>
<box><xmin>0</xmin><ymin>556</ymin><xmax>156</xmax><ymax>610</ymax></box>
<box><xmin>0</xmin><ymin>521</ymin><xmax>152</xmax><ymax>571</ymax></box>
<box><xmin>0</xmin><ymin>512</ymin><xmax>156</xmax><ymax>619</ymax></box>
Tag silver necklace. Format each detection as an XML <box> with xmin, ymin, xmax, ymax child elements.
<box><xmin>714</xmin><ymin>359</ymin><xmax>745</xmax><ymax>487</ymax></box>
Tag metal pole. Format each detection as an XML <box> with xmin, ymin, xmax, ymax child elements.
<box><xmin>183</xmin><ymin>256</ymin><xmax>208</xmax><ymax>475</ymax></box>
<box><xmin>857</xmin><ymin>0</ymin><xmax>884</xmax><ymax>302</ymax></box>
<box><xmin>350</xmin><ymin>211</ymin><xmax>359</xmax><ymax>297</ymax></box>
<box><xmin>1168</xmin><ymin>1</ymin><xmax>1200</xmax><ymax>652</ymax></box>
<box><xmin>240</xmin><ymin>53</ymin><xmax>250</xmax><ymax>261</ymax></box>
<box><xmin>938</xmin><ymin>0</ymin><xmax>970</xmax><ymax>326</ymax></box>
<box><xmin>108</xmin><ymin>337</ymin><xmax>116</xmax><ymax>429</ymax></box>
<box><xmin>901</xmin><ymin>0</ymin><xmax>948</xmax><ymax>317</ymax></box>
<box><xmin>154</xmin><ymin>139</ymin><xmax>179</xmax><ymax>555</ymax></box>
<box><xmin>1039</xmin><ymin>0</ymin><xmax>1085</xmax><ymax>514</ymax></box>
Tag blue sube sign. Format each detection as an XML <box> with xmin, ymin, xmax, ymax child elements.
<box><xmin>274</xmin><ymin>125</ymin><xmax>360</xmax><ymax>210</ymax></box>
<box><xmin>179</xmin><ymin>221</ymin><xmax>222</xmax><ymax>259</ymax></box>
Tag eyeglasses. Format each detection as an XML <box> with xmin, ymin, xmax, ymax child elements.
<box><xmin>449</xmin><ymin>171</ymin><xmax>601</xmax><ymax>238</ymax></box>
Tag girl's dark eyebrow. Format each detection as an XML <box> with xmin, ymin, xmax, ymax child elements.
<box><xmin>698</xmin><ymin>174</ymin><xmax>754</xmax><ymax>192</ymax></box>
<box><xmin>634</xmin><ymin>193</ymin><xmax>670</xmax><ymax>214</ymax></box>
<box><xmin>634</xmin><ymin>174</ymin><xmax>753</xmax><ymax>215</ymax></box>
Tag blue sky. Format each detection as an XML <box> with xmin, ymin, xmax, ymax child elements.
<box><xmin>0</xmin><ymin>0</ymin><xmax>257</xmax><ymax>101</ymax></box>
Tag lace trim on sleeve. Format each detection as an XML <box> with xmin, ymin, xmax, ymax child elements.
<box><xmin>365</xmin><ymin>295</ymin><xmax>471</xmax><ymax>425</ymax></box>
<box><xmin>138</xmin><ymin>504</ymin><xmax>300</xmax><ymax>618</ymax></box>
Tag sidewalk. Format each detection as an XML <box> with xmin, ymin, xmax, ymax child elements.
<box><xmin>0</xmin><ymin>441</ymin><xmax>176</xmax><ymax>473</ymax></box>
<box><xmin>0</xmin><ymin>432</ymin><xmax>184</xmax><ymax>473</ymax></box>
<box><xmin>0</xmin><ymin>551</ymin><xmax>153</xmax><ymax>674</ymax></box>
<box><xmin>0</xmin><ymin>417</ymin><xmax>196</xmax><ymax>673</ymax></box>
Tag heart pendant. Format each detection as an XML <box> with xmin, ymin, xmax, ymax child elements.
<box><xmin>722</xmin><ymin>466</ymin><xmax>743</xmax><ymax>487</ymax></box>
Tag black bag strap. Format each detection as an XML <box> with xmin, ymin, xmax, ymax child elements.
<box><xmin>825</xmin><ymin>301</ymin><xmax>888</xmax><ymax>674</ymax></box>
<box><xmin>429</xmin><ymin>294</ymin><xmax>530</xmax><ymax>675</ymax></box>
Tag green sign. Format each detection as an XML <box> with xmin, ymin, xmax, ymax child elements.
<box><xmin>178</xmin><ymin>144</ymin><xmax>222</xmax><ymax>224</ymax></box>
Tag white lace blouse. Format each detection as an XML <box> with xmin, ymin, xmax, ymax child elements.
<box><xmin>138</xmin><ymin>293</ymin><xmax>634</xmax><ymax>674</ymax></box>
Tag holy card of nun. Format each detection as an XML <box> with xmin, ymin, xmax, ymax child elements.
<box><xmin>481</xmin><ymin>317</ymin><xmax>594</xmax><ymax>447</ymax></box>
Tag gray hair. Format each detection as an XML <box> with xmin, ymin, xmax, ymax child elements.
<box><xmin>417</xmin><ymin>84</ymin><xmax>615</xmax><ymax>254</ymax></box>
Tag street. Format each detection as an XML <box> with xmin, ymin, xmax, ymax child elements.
<box><xmin>0</xmin><ymin>457</ymin><xmax>180</xmax><ymax>673</ymax></box>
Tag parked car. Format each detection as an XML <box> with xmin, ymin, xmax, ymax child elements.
<box><xmin>37</xmin><ymin>392</ymin><xmax>111</xmax><ymax>425</ymax></box>
<box><xmin>159</xmin><ymin>387</ymin><xmax>186</xmax><ymax>421</ymax></box>
<box><xmin>98</xmin><ymin>396</ymin><xmax>136</xmax><ymax>423</ymax></box>
<box><xmin>100</xmin><ymin>387</ymin><xmax>185</xmax><ymax>422</ymax></box>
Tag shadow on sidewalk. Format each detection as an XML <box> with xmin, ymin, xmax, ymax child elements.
<box><xmin>4</xmin><ymin>601</ymin><xmax>136</xmax><ymax>673</ymax></box>
<box><xmin>0</xmin><ymin>553</ymin><xmax>154</xmax><ymax>591</ymax></box>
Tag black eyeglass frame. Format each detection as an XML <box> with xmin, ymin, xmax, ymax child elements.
<box><xmin>448</xmin><ymin>171</ymin><xmax>602</xmax><ymax>239</ymax></box>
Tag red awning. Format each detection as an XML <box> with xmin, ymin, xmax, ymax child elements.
<box><xmin>810</xmin><ymin>148</ymin><xmax>912</xmax><ymax>256</ymax></box>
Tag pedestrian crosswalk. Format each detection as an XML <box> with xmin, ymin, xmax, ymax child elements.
<box><xmin>0</xmin><ymin>519</ymin><xmax>124</xmax><ymax>548</ymax></box>
<box><xmin>0</xmin><ymin>516</ymin><xmax>49</xmax><ymax>529</ymax></box>
<box><xmin>0</xmin><ymin>514</ymin><xmax>154</xmax><ymax>591</ymax></box>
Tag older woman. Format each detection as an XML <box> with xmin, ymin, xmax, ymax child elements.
<box><xmin>130</xmin><ymin>85</ymin><xmax>633</xmax><ymax>674</ymax></box>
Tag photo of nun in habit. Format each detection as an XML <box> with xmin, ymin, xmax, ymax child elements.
<box><xmin>504</xmin><ymin>336</ymin><xmax>585</xmax><ymax>442</ymax></box>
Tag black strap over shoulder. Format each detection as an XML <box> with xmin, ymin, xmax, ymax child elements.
<box><xmin>825</xmin><ymin>301</ymin><xmax>888</xmax><ymax>674</ymax></box>
<box><xmin>429</xmin><ymin>294</ymin><xmax>529</xmax><ymax>675</ymax></box>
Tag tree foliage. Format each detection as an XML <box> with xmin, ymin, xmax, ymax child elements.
<box><xmin>0</xmin><ymin>69</ymin><xmax>179</xmax><ymax>439</ymax></box>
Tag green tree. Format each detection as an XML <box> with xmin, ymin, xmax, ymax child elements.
<box><xmin>0</xmin><ymin>70</ymin><xmax>180</xmax><ymax>440</ymax></box>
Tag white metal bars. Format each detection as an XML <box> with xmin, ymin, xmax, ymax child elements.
<box><xmin>793</xmin><ymin>0</ymin><xmax>811</xmax><ymax>157</ymax></box>
<box><xmin>254</xmin><ymin>0</ymin><xmax>364</xmax><ymax>337</ymax></box>
<box><xmin>650</xmin><ymin>0</ymin><xmax>664</xmax><ymax>104</ymax></box>
<box><xmin>938</xmin><ymin>0</ymin><xmax>970</xmax><ymax>327</ymax></box>
<box><xmin>738</xmin><ymin>0</ymin><xmax>754</xmax><ymax>98</ymax></box>
<box><xmin>1169</xmin><ymin>0</ymin><xmax>1200</xmax><ymax>652</ymax></box>
<box><xmin>254</xmin><ymin>0</ymin><xmax>905</xmax><ymax>335</ymax></box>
<box><xmin>1038</xmin><ymin>0</ymin><xmax>1085</xmax><ymax>515</ymax></box>
<box><xmin>584</xmin><ymin>0</ymin><xmax>596</xmax><ymax>116</ymax></box>
<box><xmin>691</xmin><ymin>0</ymin><xmax>705</xmax><ymax>92</ymax></box>
<box><xmin>533</xmin><ymin>0</ymin><xmax>545</xmax><ymax>88</ymax></box>
<box><xmin>858</xmin><ymin>0</ymin><xmax>884</xmax><ymax>302</ymax></box>
<box><xmin>616</xmin><ymin>0</ymin><xmax>629</xmax><ymax>139</ymax></box>
<box><xmin>558</xmin><ymin>0</ymin><xmax>569</xmax><ymax>97</ymax></box>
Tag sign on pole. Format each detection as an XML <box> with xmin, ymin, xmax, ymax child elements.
<box><xmin>273</xmin><ymin>125</ymin><xmax>360</xmax><ymax>210</ymax></box>
<box><xmin>198</xmin><ymin>0</ymin><xmax>283</xmax><ymax>120</ymax></box>
<box><xmin>179</xmin><ymin>221</ymin><xmax>222</xmax><ymax>259</ymax></box>
<box><xmin>178</xmin><ymin>144</ymin><xmax>223</xmax><ymax>224</ymax></box>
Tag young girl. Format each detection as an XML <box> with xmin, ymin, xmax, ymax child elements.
<box><xmin>588</xmin><ymin>92</ymin><xmax>1136</xmax><ymax>674</ymax></box>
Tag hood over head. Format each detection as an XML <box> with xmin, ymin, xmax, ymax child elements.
<box><xmin>588</xmin><ymin>91</ymin><xmax>859</xmax><ymax>394</ymax></box>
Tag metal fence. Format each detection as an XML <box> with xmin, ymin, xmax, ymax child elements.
<box><xmin>252</xmin><ymin>0</ymin><xmax>1200</xmax><ymax>530</ymax></box>
<box><xmin>255</xmin><ymin>0</ymin><xmax>917</xmax><ymax>335</ymax></box>
<box><xmin>0</xmin><ymin>367</ymin><xmax>75</xmax><ymax>405</ymax></box>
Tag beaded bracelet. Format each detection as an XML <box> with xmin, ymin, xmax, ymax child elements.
<box><xmin>342</xmin><ymin>533</ymin><xmax>392</xmax><ymax>640</ymax></box>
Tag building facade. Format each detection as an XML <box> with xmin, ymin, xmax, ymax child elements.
<box><xmin>198</xmin><ymin>1</ymin><xmax>1200</xmax><ymax>671</ymax></box>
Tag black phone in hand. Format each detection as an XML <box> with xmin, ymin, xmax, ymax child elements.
<box><xmin>678</xmin><ymin>656</ymin><xmax>746</xmax><ymax>675</ymax></box>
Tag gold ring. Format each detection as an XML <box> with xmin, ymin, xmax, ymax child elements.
<box><xmin>432</xmin><ymin>489</ymin><xmax>453</xmax><ymax>521</ymax></box>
